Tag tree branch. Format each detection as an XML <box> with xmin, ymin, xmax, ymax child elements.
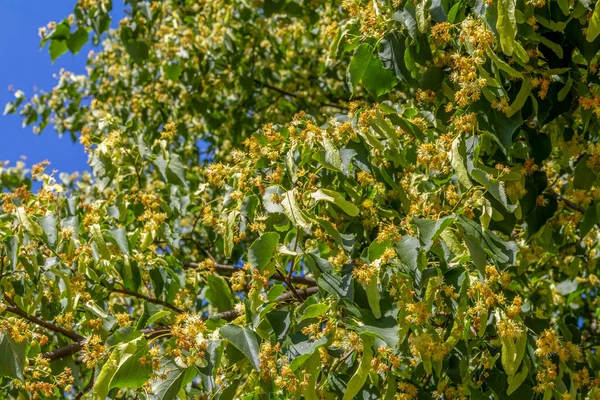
<box><xmin>75</xmin><ymin>370</ymin><xmax>95</xmax><ymax>400</ymax></box>
<box><xmin>43</xmin><ymin>342</ymin><xmax>84</xmax><ymax>361</ymax></box>
<box><xmin>546</xmin><ymin>188</ymin><xmax>586</xmax><ymax>214</ymax></box>
<box><xmin>112</xmin><ymin>288</ymin><xmax>184</xmax><ymax>314</ymax></box>
<box><xmin>253</xmin><ymin>79</ymin><xmax>348</xmax><ymax>111</ymax></box>
<box><xmin>41</xmin><ymin>286</ymin><xmax>320</xmax><ymax>361</ymax></box>
<box><xmin>275</xmin><ymin>268</ymin><xmax>304</xmax><ymax>302</ymax></box>
<box><xmin>183</xmin><ymin>262</ymin><xmax>317</xmax><ymax>286</ymax></box>
<box><xmin>4</xmin><ymin>295</ymin><xmax>84</xmax><ymax>342</ymax></box>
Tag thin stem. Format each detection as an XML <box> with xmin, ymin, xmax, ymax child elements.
<box><xmin>275</xmin><ymin>267</ymin><xmax>303</xmax><ymax>301</ymax></box>
<box><xmin>112</xmin><ymin>288</ymin><xmax>184</xmax><ymax>314</ymax></box>
<box><xmin>253</xmin><ymin>79</ymin><xmax>347</xmax><ymax>110</ymax></box>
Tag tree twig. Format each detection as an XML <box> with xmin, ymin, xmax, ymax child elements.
<box><xmin>75</xmin><ymin>370</ymin><xmax>95</xmax><ymax>400</ymax></box>
<box><xmin>253</xmin><ymin>79</ymin><xmax>347</xmax><ymax>110</ymax></box>
<box><xmin>112</xmin><ymin>288</ymin><xmax>184</xmax><ymax>314</ymax></box>
<box><xmin>183</xmin><ymin>262</ymin><xmax>317</xmax><ymax>286</ymax></box>
<box><xmin>4</xmin><ymin>295</ymin><xmax>84</xmax><ymax>342</ymax></box>
<box><xmin>546</xmin><ymin>188</ymin><xmax>586</xmax><ymax>214</ymax></box>
<box><xmin>42</xmin><ymin>287</ymin><xmax>319</xmax><ymax>361</ymax></box>
<box><xmin>275</xmin><ymin>268</ymin><xmax>304</xmax><ymax>301</ymax></box>
<box><xmin>43</xmin><ymin>342</ymin><xmax>84</xmax><ymax>361</ymax></box>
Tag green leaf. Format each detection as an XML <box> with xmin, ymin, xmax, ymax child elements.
<box><xmin>314</xmin><ymin>138</ymin><xmax>344</xmax><ymax>171</ymax></box>
<box><xmin>67</xmin><ymin>28</ymin><xmax>89</xmax><ymax>54</ymax></box>
<box><xmin>163</xmin><ymin>63</ymin><xmax>182</xmax><ymax>81</ymax></box>
<box><xmin>17</xmin><ymin>207</ymin><xmax>44</xmax><ymax>237</ymax></box>
<box><xmin>413</xmin><ymin>216</ymin><xmax>456</xmax><ymax>251</ymax></box>
<box><xmin>507</xmin><ymin>78</ymin><xmax>532</xmax><ymax>118</ymax></box>
<box><xmin>394</xmin><ymin>236</ymin><xmax>421</xmax><ymax>272</ymax></box>
<box><xmin>378</xmin><ymin>32</ymin><xmax>417</xmax><ymax>85</ymax></box>
<box><xmin>109</xmin><ymin>227</ymin><xmax>130</xmax><ymax>255</ymax></box>
<box><xmin>3</xmin><ymin>101</ymin><xmax>16</xmax><ymax>115</ymax></box>
<box><xmin>206</xmin><ymin>274</ymin><xmax>234</xmax><ymax>312</ymax></box>
<box><xmin>574</xmin><ymin>156</ymin><xmax>598</xmax><ymax>189</ymax></box>
<box><xmin>248</xmin><ymin>232</ymin><xmax>279</xmax><ymax>272</ymax></box>
<box><xmin>4</xmin><ymin>236</ymin><xmax>18</xmax><ymax>269</ymax></box>
<box><xmin>524</xmin><ymin>194</ymin><xmax>557</xmax><ymax>236</ymax></box>
<box><xmin>94</xmin><ymin>337</ymin><xmax>151</xmax><ymax>399</ymax></box>
<box><xmin>557</xmin><ymin>0</ymin><xmax>570</xmax><ymax>14</ymax></box>
<box><xmin>348</xmin><ymin>43</ymin><xmax>397</xmax><ymax>96</ymax></box>
<box><xmin>165</xmin><ymin>154</ymin><xmax>188</xmax><ymax>189</ymax></box>
<box><xmin>496</xmin><ymin>0</ymin><xmax>518</xmax><ymax>56</ymax></box>
<box><xmin>371</xmin><ymin>115</ymin><xmax>400</xmax><ymax>148</ymax></box>
<box><xmin>536</xmin><ymin>35</ymin><xmax>563</xmax><ymax>58</ymax></box>
<box><xmin>355</xmin><ymin>316</ymin><xmax>400</xmax><ymax>348</ymax></box>
<box><xmin>451</xmin><ymin>136</ymin><xmax>473</xmax><ymax>188</ymax></box>
<box><xmin>420</xmin><ymin>66</ymin><xmax>444</xmax><ymax>90</ymax></box>
<box><xmin>282</xmin><ymin>190</ymin><xmax>311</xmax><ymax>229</ymax></box>
<box><xmin>311</xmin><ymin>188</ymin><xmax>359</xmax><ymax>216</ymax></box>
<box><xmin>343</xmin><ymin>334</ymin><xmax>375</xmax><ymax>400</ymax></box>
<box><xmin>500</xmin><ymin>336</ymin><xmax>518</xmax><ymax>377</ymax></box>
<box><xmin>220</xmin><ymin>324</ymin><xmax>261</xmax><ymax>371</ymax></box>
<box><xmin>580</xmin><ymin>203</ymin><xmax>599</xmax><ymax>237</ymax></box>
<box><xmin>393</xmin><ymin>6</ymin><xmax>418</xmax><ymax>38</ymax></box>
<box><xmin>470</xmin><ymin>169</ymin><xmax>517</xmax><ymax>212</ymax></box>
<box><xmin>316</xmin><ymin>217</ymin><xmax>354</xmax><ymax>251</ymax></box>
<box><xmin>303</xmin><ymin>353</ymin><xmax>320</xmax><ymax>400</ymax></box>
<box><xmin>587</xmin><ymin>0</ymin><xmax>600</xmax><ymax>42</ymax></box>
<box><xmin>348</xmin><ymin>44</ymin><xmax>372</xmax><ymax>93</ymax></box>
<box><xmin>362</xmin><ymin>55</ymin><xmax>398</xmax><ymax>97</ymax></box>
<box><xmin>39</xmin><ymin>214</ymin><xmax>57</xmax><ymax>247</ymax></box>
<box><xmin>121</xmin><ymin>27</ymin><xmax>149</xmax><ymax>65</ymax></box>
<box><xmin>90</xmin><ymin>224</ymin><xmax>111</xmax><ymax>260</ymax></box>
<box><xmin>48</xmin><ymin>21</ymin><xmax>70</xmax><ymax>40</ymax></box>
<box><xmin>507</xmin><ymin>362</ymin><xmax>529</xmax><ymax>395</ymax></box>
<box><xmin>109</xmin><ymin>337</ymin><xmax>152</xmax><ymax>389</ymax></box>
<box><xmin>224</xmin><ymin>210</ymin><xmax>238</xmax><ymax>259</ymax></box>
<box><xmin>287</xmin><ymin>336</ymin><xmax>328</xmax><ymax>371</ymax></box>
<box><xmin>486</xmin><ymin>47</ymin><xmax>522</xmax><ymax>78</ymax></box>
<box><xmin>557</xmin><ymin>75</ymin><xmax>572</xmax><ymax>102</ymax></box>
<box><xmin>0</xmin><ymin>332</ymin><xmax>26</xmax><ymax>380</ymax></box>
<box><xmin>150</xmin><ymin>362</ymin><xmax>196</xmax><ymax>400</ymax></box>
<box><xmin>49</xmin><ymin>39</ymin><xmax>68</xmax><ymax>62</ymax></box>
<box><xmin>364</xmin><ymin>278</ymin><xmax>382</xmax><ymax>318</ymax></box>
<box><xmin>299</xmin><ymin>303</ymin><xmax>329</xmax><ymax>322</ymax></box>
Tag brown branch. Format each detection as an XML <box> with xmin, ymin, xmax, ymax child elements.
<box><xmin>276</xmin><ymin>286</ymin><xmax>319</xmax><ymax>302</ymax></box>
<box><xmin>183</xmin><ymin>262</ymin><xmax>318</xmax><ymax>286</ymax></box>
<box><xmin>546</xmin><ymin>188</ymin><xmax>586</xmax><ymax>214</ymax></box>
<box><xmin>75</xmin><ymin>370</ymin><xmax>95</xmax><ymax>400</ymax></box>
<box><xmin>112</xmin><ymin>288</ymin><xmax>184</xmax><ymax>314</ymax></box>
<box><xmin>275</xmin><ymin>268</ymin><xmax>304</xmax><ymax>301</ymax></box>
<box><xmin>253</xmin><ymin>79</ymin><xmax>348</xmax><ymax>110</ymax></box>
<box><xmin>42</xmin><ymin>286</ymin><xmax>320</xmax><ymax>362</ymax></box>
<box><xmin>43</xmin><ymin>342</ymin><xmax>84</xmax><ymax>361</ymax></box>
<box><xmin>4</xmin><ymin>295</ymin><xmax>83</xmax><ymax>342</ymax></box>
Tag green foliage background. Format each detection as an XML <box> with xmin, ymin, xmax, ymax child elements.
<box><xmin>1</xmin><ymin>0</ymin><xmax>600</xmax><ymax>398</ymax></box>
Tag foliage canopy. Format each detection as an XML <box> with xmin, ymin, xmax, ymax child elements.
<box><xmin>2</xmin><ymin>0</ymin><xmax>600</xmax><ymax>398</ymax></box>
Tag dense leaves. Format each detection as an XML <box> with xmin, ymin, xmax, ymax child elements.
<box><xmin>1</xmin><ymin>0</ymin><xmax>600</xmax><ymax>399</ymax></box>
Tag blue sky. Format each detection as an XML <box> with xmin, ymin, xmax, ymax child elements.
<box><xmin>0</xmin><ymin>1</ymin><xmax>124</xmax><ymax>175</ymax></box>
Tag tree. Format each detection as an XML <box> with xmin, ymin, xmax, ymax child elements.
<box><xmin>1</xmin><ymin>0</ymin><xmax>600</xmax><ymax>398</ymax></box>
